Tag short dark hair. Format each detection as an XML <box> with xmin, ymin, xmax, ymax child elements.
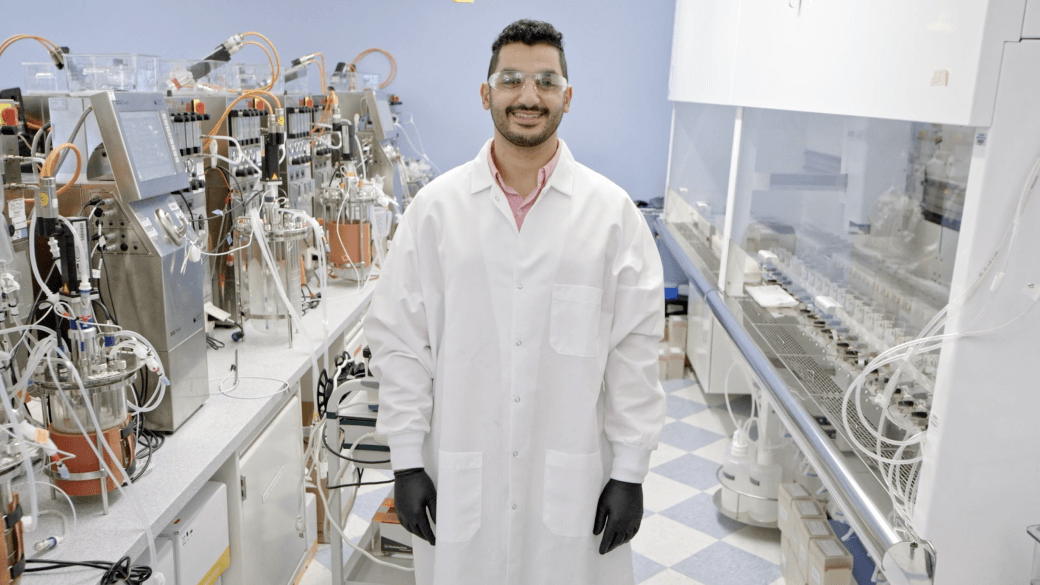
<box><xmin>488</xmin><ymin>19</ymin><xmax>567</xmax><ymax>80</ymax></box>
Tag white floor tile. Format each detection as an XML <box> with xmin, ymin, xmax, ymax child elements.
<box><xmin>681</xmin><ymin>408</ymin><xmax>745</xmax><ymax>437</ymax></box>
<box><xmin>345</xmin><ymin>513</ymin><xmax>373</xmax><ymax>540</ymax></box>
<box><xmin>639</xmin><ymin>568</ymin><xmax>706</xmax><ymax>584</ymax></box>
<box><xmin>722</xmin><ymin>525</ymin><xmax>782</xmax><ymax>565</ymax></box>
<box><xmin>650</xmin><ymin>443</ymin><xmax>688</xmax><ymax>468</ymax></box>
<box><xmin>642</xmin><ymin>472</ymin><xmax>701</xmax><ymax>513</ymax></box>
<box><xmin>297</xmin><ymin>558</ymin><xmax>332</xmax><ymax>585</ymax></box>
<box><xmin>665</xmin><ymin>416</ymin><xmax>677</xmax><ymax>424</ymax></box>
<box><xmin>670</xmin><ymin>383</ymin><xmax>715</xmax><ymax>405</ymax></box>
<box><xmin>631</xmin><ymin>515</ymin><xmax>717</xmax><ymax>567</ymax></box>
<box><xmin>691</xmin><ymin>437</ymin><xmax>731</xmax><ymax>465</ymax></box>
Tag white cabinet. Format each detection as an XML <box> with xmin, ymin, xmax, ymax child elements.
<box><xmin>671</xmin><ymin>0</ymin><xmax>1025</xmax><ymax>125</ymax></box>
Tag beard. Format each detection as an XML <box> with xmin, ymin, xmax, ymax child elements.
<box><xmin>490</xmin><ymin>99</ymin><xmax>565</xmax><ymax>148</ymax></box>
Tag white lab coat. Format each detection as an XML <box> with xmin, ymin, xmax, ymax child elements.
<box><xmin>365</xmin><ymin>139</ymin><xmax>666</xmax><ymax>585</ymax></box>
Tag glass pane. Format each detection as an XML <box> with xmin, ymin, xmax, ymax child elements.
<box><xmin>665</xmin><ymin>101</ymin><xmax>737</xmax><ymax>283</ymax></box>
<box><xmin>726</xmin><ymin>107</ymin><xmax>975</xmax><ymax>492</ymax></box>
<box><xmin>728</xmin><ymin>108</ymin><xmax>973</xmax><ymax>337</ymax></box>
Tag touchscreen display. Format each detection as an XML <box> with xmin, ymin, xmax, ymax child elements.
<box><xmin>118</xmin><ymin>110</ymin><xmax>177</xmax><ymax>183</ymax></box>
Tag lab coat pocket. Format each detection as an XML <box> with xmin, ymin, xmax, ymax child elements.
<box><xmin>543</xmin><ymin>450</ymin><xmax>603</xmax><ymax>538</ymax></box>
<box><xmin>436</xmin><ymin>451</ymin><xmax>483</xmax><ymax>543</ymax></box>
<box><xmin>550</xmin><ymin>284</ymin><xmax>603</xmax><ymax>358</ymax></box>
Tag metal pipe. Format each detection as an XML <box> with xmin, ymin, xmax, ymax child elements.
<box><xmin>654</xmin><ymin>217</ymin><xmax>903</xmax><ymax>563</ymax></box>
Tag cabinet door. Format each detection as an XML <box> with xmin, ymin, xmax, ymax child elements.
<box><xmin>239</xmin><ymin>396</ymin><xmax>306</xmax><ymax>585</ymax></box>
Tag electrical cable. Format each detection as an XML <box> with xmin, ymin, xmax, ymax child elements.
<box><xmin>322</xmin><ymin>433</ymin><xmax>390</xmax><ymax>465</ymax></box>
<box><xmin>24</xmin><ymin>556</ymin><xmax>151</xmax><ymax>584</ymax></box>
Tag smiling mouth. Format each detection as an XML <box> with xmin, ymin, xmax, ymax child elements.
<box><xmin>510</xmin><ymin>110</ymin><xmax>544</xmax><ymax>124</ymax></box>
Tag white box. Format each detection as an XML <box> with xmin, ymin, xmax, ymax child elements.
<box><xmin>795</xmin><ymin>518</ymin><xmax>835</xmax><ymax>579</ymax></box>
<box><xmin>160</xmin><ymin>481</ymin><xmax>230</xmax><ymax>585</ymax></box>
<box><xmin>667</xmin><ymin>347</ymin><xmax>685</xmax><ymax>379</ymax></box>
<box><xmin>305</xmin><ymin>492</ymin><xmax>317</xmax><ymax>548</ymax></box>
<box><xmin>136</xmin><ymin>536</ymin><xmax>175</xmax><ymax>585</ymax></box>
<box><xmin>778</xmin><ymin>483</ymin><xmax>814</xmax><ymax>534</ymax></box>
<box><xmin>807</xmin><ymin>537</ymin><xmax>853</xmax><ymax>585</ymax></box>
<box><xmin>667</xmin><ymin>315</ymin><xmax>688</xmax><ymax>345</ymax></box>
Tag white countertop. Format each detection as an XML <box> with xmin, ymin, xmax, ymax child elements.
<box><xmin>21</xmin><ymin>283</ymin><xmax>374</xmax><ymax>584</ymax></box>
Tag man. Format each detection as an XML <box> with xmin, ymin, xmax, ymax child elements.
<box><xmin>364</xmin><ymin>19</ymin><xmax>666</xmax><ymax>585</ymax></box>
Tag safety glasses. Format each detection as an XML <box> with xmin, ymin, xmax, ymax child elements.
<box><xmin>487</xmin><ymin>70</ymin><xmax>568</xmax><ymax>95</ymax></box>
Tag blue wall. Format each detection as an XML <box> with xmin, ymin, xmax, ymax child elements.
<box><xmin>0</xmin><ymin>0</ymin><xmax>675</xmax><ymax>201</ymax></box>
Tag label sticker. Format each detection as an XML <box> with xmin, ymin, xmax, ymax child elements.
<box><xmin>796</xmin><ymin>500</ymin><xmax>820</xmax><ymax>516</ymax></box>
<box><xmin>807</xmin><ymin>519</ymin><xmax>830</xmax><ymax>536</ymax></box>
<box><xmin>7</xmin><ymin>198</ymin><xmax>26</xmax><ymax>230</ymax></box>
<box><xmin>819</xmin><ymin>539</ymin><xmax>845</xmax><ymax>557</ymax></box>
<box><xmin>139</xmin><ymin>216</ymin><xmax>159</xmax><ymax>239</ymax></box>
<box><xmin>168</xmin><ymin>200</ymin><xmax>187</xmax><ymax>222</ymax></box>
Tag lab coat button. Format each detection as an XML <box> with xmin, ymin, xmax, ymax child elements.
<box><xmin>512</xmin><ymin>451</ymin><xmax>518</xmax><ymax>457</ymax></box>
<box><xmin>512</xmin><ymin>504</ymin><xmax>518</xmax><ymax>510</ymax></box>
<box><xmin>516</xmin><ymin>283</ymin><xmax>523</xmax><ymax>289</ymax></box>
<box><xmin>514</xmin><ymin>397</ymin><xmax>520</xmax><ymax>403</ymax></box>
<box><xmin>515</xmin><ymin>340</ymin><xmax>522</xmax><ymax>347</ymax></box>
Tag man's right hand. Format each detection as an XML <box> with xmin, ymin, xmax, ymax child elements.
<box><xmin>393</xmin><ymin>467</ymin><xmax>437</xmax><ymax>545</ymax></box>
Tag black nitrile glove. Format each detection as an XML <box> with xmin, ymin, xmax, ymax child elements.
<box><xmin>393</xmin><ymin>467</ymin><xmax>437</xmax><ymax>545</ymax></box>
<box><xmin>592</xmin><ymin>479</ymin><xmax>643</xmax><ymax>555</ymax></box>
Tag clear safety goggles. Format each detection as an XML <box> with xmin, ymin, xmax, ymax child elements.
<box><xmin>487</xmin><ymin>70</ymin><xmax>568</xmax><ymax>95</ymax></box>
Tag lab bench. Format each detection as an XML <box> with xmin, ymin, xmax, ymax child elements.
<box><xmin>20</xmin><ymin>284</ymin><xmax>374</xmax><ymax>585</ymax></box>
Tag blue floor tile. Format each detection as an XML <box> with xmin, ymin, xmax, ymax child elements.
<box><xmin>659</xmin><ymin>493</ymin><xmax>745</xmax><ymax>539</ymax></box>
<box><xmin>672</xmin><ymin>541</ymin><xmax>781</xmax><ymax>585</ymax></box>
<box><xmin>651</xmin><ymin>454</ymin><xmax>721</xmax><ymax>490</ymax></box>
<box><xmin>642</xmin><ymin>508</ymin><xmax>655</xmax><ymax>519</ymax></box>
<box><xmin>659</xmin><ymin>421</ymin><xmax>724</xmax><ymax>452</ymax></box>
<box><xmin>632</xmin><ymin>552</ymin><xmax>666</xmax><ymax>583</ymax></box>
<box><xmin>667</xmin><ymin>394</ymin><xmax>708</xmax><ymax>419</ymax></box>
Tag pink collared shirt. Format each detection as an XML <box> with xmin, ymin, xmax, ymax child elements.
<box><xmin>488</xmin><ymin>140</ymin><xmax>561</xmax><ymax>230</ymax></box>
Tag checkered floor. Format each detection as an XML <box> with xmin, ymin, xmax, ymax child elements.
<box><xmin>300</xmin><ymin>376</ymin><xmax>783</xmax><ymax>585</ymax></box>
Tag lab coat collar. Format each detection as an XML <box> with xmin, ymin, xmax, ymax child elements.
<box><xmin>470</xmin><ymin>138</ymin><xmax>576</xmax><ymax>197</ymax></box>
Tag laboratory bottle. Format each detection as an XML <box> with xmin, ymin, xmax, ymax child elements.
<box><xmin>749</xmin><ymin>448</ymin><xmax>782</xmax><ymax>524</ymax></box>
<box><xmin>720</xmin><ymin>430</ymin><xmax>751</xmax><ymax>513</ymax></box>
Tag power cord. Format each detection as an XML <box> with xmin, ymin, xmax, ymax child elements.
<box><xmin>25</xmin><ymin>556</ymin><xmax>152</xmax><ymax>584</ymax></box>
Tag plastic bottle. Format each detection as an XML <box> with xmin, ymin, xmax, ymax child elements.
<box><xmin>749</xmin><ymin>447</ymin><xmax>783</xmax><ymax>524</ymax></box>
<box><xmin>720</xmin><ymin>430</ymin><xmax>752</xmax><ymax>513</ymax></box>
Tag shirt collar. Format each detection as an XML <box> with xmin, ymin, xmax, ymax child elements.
<box><xmin>471</xmin><ymin>138</ymin><xmax>574</xmax><ymax>197</ymax></box>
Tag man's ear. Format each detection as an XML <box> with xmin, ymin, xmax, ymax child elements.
<box><xmin>563</xmin><ymin>85</ymin><xmax>572</xmax><ymax>113</ymax></box>
<box><xmin>480</xmin><ymin>83</ymin><xmax>491</xmax><ymax>111</ymax></box>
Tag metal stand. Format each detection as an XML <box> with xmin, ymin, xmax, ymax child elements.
<box><xmin>325</xmin><ymin>380</ymin><xmax>413</xmax><ymax>584</ymax></box>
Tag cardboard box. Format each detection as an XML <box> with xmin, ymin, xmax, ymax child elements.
<box><xmin>795</xmin><ymin>518</ymin><xmax>835</xmax><ymax>579</ymax></box>
<box><xmin>667</xmin><ymin>315</ymin><xmax>688</xmax><ymax>345</ymax></box>
<box><xmin>788</xmin><ymin>498</ymin><xmax>826</xmax><ymax>538</ymax></box>
<box><xmin>807</xmin><ymin>537</ymin><xmax>853</xmax><ymax>585</ymax></box>
<box><xmin>667</xmin><ymin>347</ymin><xmax>685</xmax><ymax>379</ymax></box>
<box><xmin>781</xmin><ymin>532</ymin><xmax>807</xmax><ymax>585</ymax></box>
<box><xmin>779</xmin><ymin>483</ymin><xmax>814</xmax><ymax>534</ymax></box>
